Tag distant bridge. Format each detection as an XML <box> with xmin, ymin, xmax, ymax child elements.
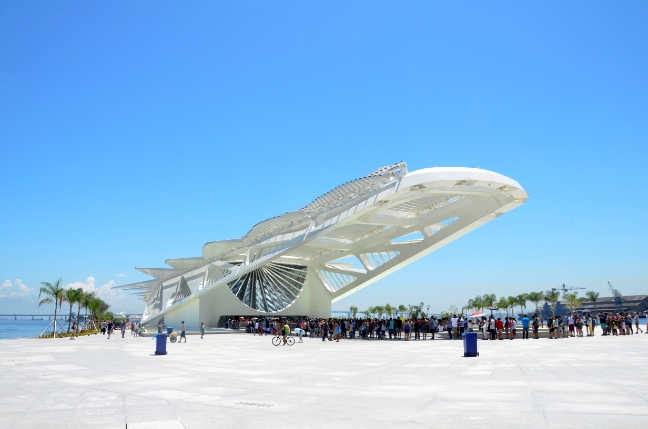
<box><xmin>0</xmin><ymin>314</ymin><xmax>81</xmax><ymax>321</ymax></box>
<box><xmin>0</xmin><ymin>314</ymin><xmax>142</xmax><ymax>321</ymax></box>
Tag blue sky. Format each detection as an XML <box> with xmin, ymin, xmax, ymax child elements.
<box><xmin>1</xmin><ymin>2</ymin><xmax>647</xmax><ymax>315</ymax></box>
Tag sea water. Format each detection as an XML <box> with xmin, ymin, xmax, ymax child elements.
<box><xmin>0</xmin><ymin>319</ymin><xmax>70</xmax><ymax>340</ymax></box>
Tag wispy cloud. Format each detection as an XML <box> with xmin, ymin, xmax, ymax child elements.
<box><xmin>0</xmin><ymin>279</ymin><xmax>35</xmax><ymax>299</ymax></box>
<box><xmin>117</xmin><ymin>273</ymin><xmax>128</xmax><ymax>278</ymax></box>
<box><xmin>64</xmin><ymin>276</ymin><xmax>129</xmax><ymax>308</ymax></box>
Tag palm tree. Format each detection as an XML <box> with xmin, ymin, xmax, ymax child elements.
<box><xmin>472</xmin><ymin>296</ymin><xmax>485</xmax><ymax>312</ymax></box>
<box><xmin>497</xmin><ymin>297</ymin><xmax>510</xmax><ymax>317</ymax></box>
<box><xmin>506</xmin><ymin>296</ymin><xmax>515</xmax><ymax>317</ymax></box>
<box><xmin>374</xmin><ymin>305</ymin><xmax>385</xmax><ymax>319</ymax></box>
<box><xmin>38</xmin><ymin>278</ymin><xmax>65</xmax><ymax>338</ymax></box>
<box><xmin>565</xmin><ymin>292</ymin><xmax>585</xmax><ymax>314</ymax></box>
<box><xmin>349</xmin><ymin>305</ymin><xmax>358</xmax><ymax>318</ymax></box>
<box><xmin>516</xmin><ymin>294</ymin><xmax>528</xmax><ymax>315</ymax></box>
<box><xmin>465</xmin><ymin>299</ymin><xmax>474</xmax><ymax>316</ymax></box>
<box><xmin>88</xmin><ymin>297</ymin><xmax>100</xmax><ymax>323</ymax></box>
<box><xmin>412</xmin><ymin>305</ymin><xmax>421</xmax><ymax>318</ymax></box>
<box><xmin>528</xmin><ymin>291</ymin><xmax>545</xmax><ymax>316</ymax></box>
<box><xmin>482</xmin><ymin>294</ymin><xmax>497</xmax><ymax>314</ymax></box>
<box><xmin>384</xmin><ymin>304</ymin><xmax>394</xmax><ymax>318</ymax></box>
<box><xmin>397</xmin><ymin>304</ymin><xmax>406</xmax><ymax>317</ymax></box>
<box><xmin>64</xmin><ymin>288</ymin><xmax>81</xmax><ymax>334</ymax></box>
<box><xmin>585</xmin><ymin>291</ymin><xmax>600</xmax><ymax>312</ymax></box>
<box><xmin>74</xmin><ymin>287</ymin><xmax>84</xmax><ymax>335</ymax></box>
<box><xmin>89</xmin><ymin>297</ymin><xmax>110</xmax><ymax>324</ymax></box>
<box><xmin>82</xmin><ymin>291</ymin><xmax>96</xmax><ymax>329</ymax></box>
<box><xmin>544</xmin><ymin>290</ymin><xmax>561</xmax><ymax>317</ymax></box>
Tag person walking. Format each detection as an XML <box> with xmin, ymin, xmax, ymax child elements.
<box><xmin>101</xmin><ymin>320</ymin><xmax>106</xmax><ymax>335</ymax></box>
<box><xmin>532</xmin><ymin>315</ymin><xmax>540</xmax><ymax>339</ymax></box>
<box><xmin>322</xmin><ymin>321</ymin><xmax>330</xmax><ymax>342</ymax></box>
<box><xmin>70</xmin><ymin>321</ymin><xmax>77</xmax><ymax>340</ymax></box>
<box><xmin>158</xmin><ymin>321</ymin><xmax>163</xmax><ymax>334</ymax></box>
<box><xmin>179</xmin><ymin>321</ymin><xmax>187</xmax><ymax>343</ymax></box>
<box><xmin>107</xmin><ymin>320</ymin><xmax>113</xmax><ymax>339</ymax></box>
<box><xmin>333</xmin><ymin>322</ymin><xmax>341</xmax><ymax>342</ymax></box>
<box><xmin>120</xmin><ymin>320</ymin><xmax>126</xmax><ymax>338</ymax></box>
<box><xmin>635</xmin><ymin>312</ymin><xmax>644</xmax><ymax>334</ymax></box>
<box><xmin>200</xmin><ymin>322</ymin><xmax>205</xmax><ymax>339</ymax></box>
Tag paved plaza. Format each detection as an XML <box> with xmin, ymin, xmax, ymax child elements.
<box><xmin>2</xmin><ymin>330</ymin><xmax>648</xmax><ymax>429</ymax></box>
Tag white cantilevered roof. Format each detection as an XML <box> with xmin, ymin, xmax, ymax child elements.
<box><xmin>115</xmin><ymin>162</ymin><xmax>528</xmax><ymax>309</ymax></box>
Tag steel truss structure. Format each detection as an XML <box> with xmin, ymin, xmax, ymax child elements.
<box><xmin>116</xmin><ymin>162</ymin><xmax>528</xmax><ymax>326</ymax></box>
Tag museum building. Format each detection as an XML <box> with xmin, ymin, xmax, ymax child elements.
<box><xmin>115</xmin><ymin>162</ymin><xmax>528</xmax><ymax>329</ymax></box>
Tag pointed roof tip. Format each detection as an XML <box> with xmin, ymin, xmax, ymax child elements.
<box><xmin>165</xmin><ymin>257</ymin><xmax>206</xmax><ymax>270</ymax></box>
<box><xmin>135</xmin><ymin>267</ymin><xmax>177</xmax><ymax>279</ymax></box>
<box><xmin>202</xmin><ymin>239</ymin><xmax>246</xmax><ymax>259</ymax></box>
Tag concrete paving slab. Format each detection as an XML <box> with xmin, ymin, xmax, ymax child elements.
<box><xmin>1</xmin><ymin>329</ymin><xmax>648</xmax><ymax>428</ymax></box>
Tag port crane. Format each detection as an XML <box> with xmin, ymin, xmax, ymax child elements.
<box><xmin>607</xmin><ymin>282</ymin><xmax>624</xmax><ymax>311</ymax></box>
<box><xmin>552</xmin><ymin>283</ymin><xmax>586</xmax><ymax>298</ymax></box>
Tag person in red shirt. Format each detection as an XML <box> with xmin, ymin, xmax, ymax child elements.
<box><xmin>496</xmin><ymin>318</ymin><xmax>504</xmax><ymax>340</ymax></box>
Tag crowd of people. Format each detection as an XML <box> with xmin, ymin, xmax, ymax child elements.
<box><xmin>238</xmin><ymin>310</ymin><xmax>648</xmax><ymax>342</ymax></box>
<box><xmin>98</xmin><ymin>319</ymin><xmax>142</xmax><ymax>338</ymax></box>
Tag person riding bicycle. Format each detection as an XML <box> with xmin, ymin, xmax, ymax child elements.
<box><xmin>282</xmin><ymin>321</ymin><xmax>291</xmax><ymax>345</ymax></box>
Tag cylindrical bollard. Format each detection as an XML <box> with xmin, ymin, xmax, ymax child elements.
<box><xmin>155</xmin><ymin>334</ymin><xmax>168</xmax><ymax>355</ymax></box>
<box><xmin>166</xmin><ymin>326</ymin><xmax>173</xmax><ymax>335</ymax></box>
<box><xmin>463</xmin><ymin>332</ymin><xmax>478</xmax><ymax>357</ymax></box>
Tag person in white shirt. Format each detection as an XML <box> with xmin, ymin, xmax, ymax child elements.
<box><xmin>451</xmin><ymin>315</ymin><xmax>459</xmax><ymax>340</ymax></box>
<box><xmin>480</xmin><ymin>317</ymin><xmax>488</xmax><ymax>340</ymax></box>
<box><xmin>568</xmin><ymin>314</ymin><xmax>575</xmax><ymax>337</ymax></box>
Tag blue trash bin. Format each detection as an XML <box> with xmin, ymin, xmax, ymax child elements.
<box><xmin>166</xmin><ymin>326</ymin><xmax>173</xmax><ymax>335</ymax></box>
<box><xmin>155</xmin><ymin>334</ymin><xmax>168</xmax><ymax>355</ymax></box>
<box><xmin>463</xmin><ymin>332</ymin><xmax>478</xmax><ymax>357</ymax></box>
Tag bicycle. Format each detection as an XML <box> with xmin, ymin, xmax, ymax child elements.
<box><xmin>272</xmin><ymin>335</ymin><xmax>294</xmax><ymax>346</ymax></box>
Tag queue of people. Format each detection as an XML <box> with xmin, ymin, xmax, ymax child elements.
<box><xmin>238</xmin><ymin>310</ymin><xmax>648</xmax><ymax>342</ymax></box>
<box><xmin>242</xmin><ymin>316</ymin><xmax>474</xmax><ymax>341</ymax></box>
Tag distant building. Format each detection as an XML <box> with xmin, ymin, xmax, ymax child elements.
<box><xmin>574</xmin><ymin>295</ymin><xmax>648</xmax><ymax>314</ymax></box>
<box><xmin>541</xmin><ymin>295</ymin><xmax>648</xmax><ymax>318</ymax></box>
